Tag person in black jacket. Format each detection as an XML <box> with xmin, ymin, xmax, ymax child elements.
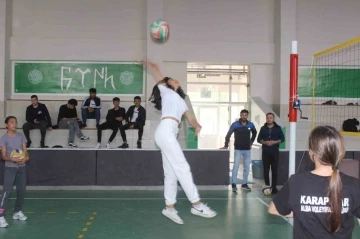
<box><xmin>257</xmin><ymin>112</ymin><xmax>285</xmax><ymax>194</ymax></box>
<box><xmin>22</xmin><ymin>95</ymin><xmax>52</xmax><ymax>148</ymax></box>
<box><xmin>119</xmin><ymin>96</ymin><xmax>146</xmax><ymax>149</ymax></box>
<box><xmin>95</xmin><ymin>97</ymin><xmax>126</xmax><ymax>149</ymax></box>
<box><xmin>81</xmin><ymin>88</ymin><xmax>102</xmax><ymax>127</ymax></box>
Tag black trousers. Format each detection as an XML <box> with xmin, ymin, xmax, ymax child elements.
<box><xmin>97</xmin><ymin>121</ymin><xmax>126</xmax><ymax>143</ymax></box>
<box><xmin>22</xmin><ymin>121</ymin><xmax>48</xmax><ymax>143</ymax></box>
<box><xmin>262</xmin><ymin>150</ymin><xmax>279</xmax><ymax>189</ymax></box>
<box><xmin>122</xmin><ymin>123</ymin><xmax>144</xmax><ymax>141</ymax></box>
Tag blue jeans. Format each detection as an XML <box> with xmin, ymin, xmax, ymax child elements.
<box><xmin>232</xmin><ymin>150</ymin><xmax>251</xmax><ymax>185</ymax></box>
<box><xmin>82</xmin><ymin>108</ymin><xmax>101</xmax><ymax>125</ymax></box>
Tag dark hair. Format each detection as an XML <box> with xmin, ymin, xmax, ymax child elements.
<box><xmin>240</xmin><ymin>109</ymin><xmax>249</xmax><ymax>115</ymax></box>
<box><xmin>5</xmin><ymin>116</ymin><xmax>17</xmax><ymax>124</ymax></box>
<box><xmin>148</xmin><ymin>77</ymin><xmax>186</xmax><ymax>110</ymax></box>
<box><xmin>134</xmin><ymin>96</ymin><xmax>141</xmax><ymax>101</ymax></box>
<box><xmin>266</xmin><ymin>112</ymin><xmax>275</xmax><ymax>117</ymax></box>
<box><xmin>113</xmin><ymin>97</ymin><xmax>120</xmax><ymax>102</ymax></box>
<box><xmin>68</xmin><ymin>99</ymin><xmax>78</xmax><ymax>106</ymax></box>
<box><xmin>308</xmin><ymin>125</ymin><xmax>345</xmax><ymax>233</ymax></box>
<box><xmin>31</xmin><ymin>95</ymin><xmax>38</xmax><ymax>99</ymax></box>
<box><xmin>89</xmin><ymin>88</ymin><xmax>96</xmax><ymax>93</ymax></box>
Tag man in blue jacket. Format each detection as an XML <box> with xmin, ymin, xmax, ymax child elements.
<box><xmin>257</xmin><ymin>112</ymin><xmax>285</xmax><ymax>194</ymax></box>
<box><xmin>221</xmin><ymin>109</ymin><xmax>257</xmax><ymax>191</ymax></box>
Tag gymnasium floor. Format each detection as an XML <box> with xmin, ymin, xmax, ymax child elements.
<box><xmin>1</xmin><ymin>188</ymin><xmax>359</xmax><ymax>239</ymax></box>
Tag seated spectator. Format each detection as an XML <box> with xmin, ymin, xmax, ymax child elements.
<box><xmin>119</xmin><ymin>96</ymin><xmax>146</xmax><ymax>149</ymax></box>
<box><xmin>22</xmin><ymin>95</ymin><xmax>52</xmax><ymax>148</ymax></box>
<box><xmin>57</xmin><ymin>99</ymin><xmax>89</xmax><ymax>148</ymax></box>
<box><xmin>81</xmin><ymin>88</ymin><xmax>101</xmax><ymax>127</ymax></box>
<box><xmin>95</xmin><ymin>97</ymin><xmax>126</xmax><ymax>149</ymax></box>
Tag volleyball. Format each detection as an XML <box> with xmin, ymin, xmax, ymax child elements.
<box><xmin>262</xmin><ymin>186</ymin><xmax>272</xmax><ymax>196</ymax></box>
<box><xmin>150</xmin><ymin>19</ymin><xmax>169</xmax><ymax>43</ymax></box>
<box><xmin>10</xmin><ymin>149</ymin><xmax>25</xmax><ymax>159</ymax></box>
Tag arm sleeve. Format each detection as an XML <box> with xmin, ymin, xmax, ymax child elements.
<box><xmin>257</xmin><ymin>127</ymin><xmax>264</xmax><ymax>143</ymax></box>
<box><xmin>105</xmin><ymin>110</ymin><xmax>112</xmax><ymax>121</ymax></box>
<box><xmin>25</xmin><ymin>107</ymin><xmax>32</xmax><ymax>123</ymax></box>
<box><xmin>43</xmin><ymin>105</ymin><xmax>52</xmax><ymax>127</ymax></box>
<box><xmin>81</xmin><ymin>97</ymin><xmax>89</xmax><ymax>109</ymax></box>
<box><xmin>272</xmin><ymin>177</ymin><xmax>293</xmax><ymax>215</ymax></box>
<box><xmin>250</xmin><ymin>124</ymin><xmax>257</xmax><ymax>143</ymax></box>
<box><xmin>120</xmin><ymin>108</ymin><xmax>126</xmax><ymax>118</ymax></box>
<box><xmin>224</xmin><ymin>123</ymin><xmax>235</xmax><ymax>147</ymax></box>
<box><xmin>94</xmin><ymin>97</ymin><xmax>102</xmax><ymax>109</ymax></box>
<box><xmin>353</xmin><ymin>181</ymin><xmax>360</xmax><ymax>218</ymax></box>
<box><xmin>58</xmin><ymin>106</ymin><xmax>65</xmax><ymax>121</ymax></box>
<box><xmin>125</xmin><ymin>107</ymin><xmax>131</xmax><ymax>122</ymax></box>
<box><xmin>21</xmin><ymin>133</ymin><xmax>27</xmax><ymax>144</ymax></box>
<box><xmin>279</xmin><ymin>127</ymin><xmax>285</xmax><ymax>143</ymax></box>
<box><xmin>142</xmin><ymin>108</ymin><xmax>147</xmax><ymax>125</ymax></box>
<box><xmin>0</xmin><ymin>137</ymin><xmax>6</xmax><ymax>148</ymax></box>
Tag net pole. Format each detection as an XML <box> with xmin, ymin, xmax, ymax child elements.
<box><xmin>289</xmin><ymin>41</ymin><xmax>298</xmax><ymax>177</ymax></box>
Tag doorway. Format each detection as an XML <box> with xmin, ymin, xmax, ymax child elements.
<box><xmin>187</xmin><ymin>64</ymin><xmax>250</xmax><ymax>157</ymax></box>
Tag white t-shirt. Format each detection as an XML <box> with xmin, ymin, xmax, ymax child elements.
<box><xmin>131</xmin><ymin>108</ymin><xmax>139</xmax><ymax>122</ymax></box>
<box><xmin>90</xmin><ymin>100</ymin><xmax>96</xmax><ymax>108</ymax></box>
<box><xmin>158</xmin><ymin>84</ymin><xmax>188</xmax><ymax>122</ymax></box>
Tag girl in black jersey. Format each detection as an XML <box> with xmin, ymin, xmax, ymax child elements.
<box><xmin>268</xmin><ymin>125</ymin><xmax>360</xmax><ymax>239</ymax></box>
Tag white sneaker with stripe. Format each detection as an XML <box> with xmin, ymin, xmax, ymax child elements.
<box><xmin>191</xmin><ymin>203</ymin><xmax>217</xmax><ymax>218</ymax></box>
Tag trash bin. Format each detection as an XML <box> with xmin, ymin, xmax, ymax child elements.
<box><xmin>251</xmin><ymin>160</ymin><xmax>264</xmax><ymax>179</ymax></box>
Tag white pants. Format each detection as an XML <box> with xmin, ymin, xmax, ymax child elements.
<box><xmin>155</xmin><ymin>119</ymin><xmax>200</xmax><ymax>205</ymax></box>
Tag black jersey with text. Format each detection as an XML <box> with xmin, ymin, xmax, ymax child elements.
<box><xmin>273</xmin><ymin>171</ymin><xmax>360</xmax><ymax>239</ymax></box>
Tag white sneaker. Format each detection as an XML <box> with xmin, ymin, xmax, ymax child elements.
<box><xmin>191</xmin><ymin>203</ymin><xmax>217</xmax><ymax>218</ymax></box>
<box><xmin>80</xmin><ymin>136</ymin><xmax>89</xmax><ymax>142</ymax></box>
<box><xmin>13</xmin><ymin>211</ymin><xmax>27</xmax><ymax>221</ymax></box>
<box><xmin>95</xmin><ymin>143</ymin><xmax>101</xmax><ymax>149</ymax></box>
<box><xmin>0</xmin><ymin>217</ymin><xmax>8</xmax><ymax>228</ymax></box>
<box><xmin>162</xmin><ymin>208</ymin><xmax>184</xmax><ymax>225</ymax></box>
<box><xmin>106</xmin><ymin>143</ymin><xmax>111</xmax><ymax>149</ymax></box>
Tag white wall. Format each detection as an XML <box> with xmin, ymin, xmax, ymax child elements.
<box><xmin>297</xmin><ymin>0</ymin><xmax>360</xmax><ymax>65</ymax></box>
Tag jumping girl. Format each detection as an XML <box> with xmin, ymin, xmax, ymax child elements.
<box><xmin>139</xmin><ymin>61</ymin><xmax>217</xmax><ymax>224</ymax></box>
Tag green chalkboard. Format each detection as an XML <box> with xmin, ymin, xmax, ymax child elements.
<box><xmin>299</xmin><ymin>66</ymin><xmax>360</xmax><ymax>98</ymax></box>
<box><xmin>13</xmin><ymin>61</ymin><xmax>144</xmax><ymax>95</ymax></box>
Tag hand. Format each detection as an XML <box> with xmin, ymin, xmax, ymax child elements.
<box><xmin>129</xmin><ymin>124</ymin><xmax>135</xmax><ymax>129</ymax></box>
<box><xmin>11</xmin><ymin>157</ymin><xmax>21</xmax><ymax>163</ymax></box>
<box><xmin>47</xmin><ymin>127</ymin><xmax>53</xmax><ymax>131</ymax></box>
<box><xmin>88</xmin><ymin>107</ymin><xmax>94</xmax><ymax>113</ymax></box>
<box><xmin>195</xmin><ymin>126</ymin><xmax>201</xmax><ymax>136</ymax></box>
<box><xmin>137</xmin><ymin>60</ymin><xmax>156</xmax><ymax>69</ymax></box>
<box><xmin>116</xmin><ymin>117</ymin><xmax>123</xmax><ymax>121</ymax></box>
<box><xmin>34</xmin><ymin>119</ymin><xmax>39</xmax><ymax>124</ymax></box>
<box><xmin>17</xmin><ymin>158</ymin><xmax>27</xmax><ymax>165</ymax></box>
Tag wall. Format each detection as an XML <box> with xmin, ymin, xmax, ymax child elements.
<box><xmin>296</xmin><ymin>0</ymin><xmax>360</xmax><ymax>65</ymax></box>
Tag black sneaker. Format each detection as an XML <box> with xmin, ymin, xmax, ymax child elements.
<box><xmin>118</xmin><ymin>143</ymin><xmax>129</xmax><ymax>149</ymax></box>
<box><xmin>40</xmin><ymin>141</ymin><xmax>49</xmax><ymax>148</ymax></box>
<box><xmin>137</xmin><ymin>140</ymin><xmax>142</xmax><ymax>149</ymax></box>
<box><xmin>241</xmin><ymin>184</ymin><xmax>251</xmax><ymax>191</ymax></box>
<box><xmin>231</xmin><ymin>183</ymin><xmax>238</xmax><ymax>192</ymax></box>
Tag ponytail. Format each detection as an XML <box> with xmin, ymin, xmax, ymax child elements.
<box><xmin>328</xmin><ymin>166</ymin><xmax>342</xmax><ymax>233</ymax></box>
<box><xmin>308</xmin><ymin>126</ymin><xmax>345</xmax><ymax>234</ymax></box>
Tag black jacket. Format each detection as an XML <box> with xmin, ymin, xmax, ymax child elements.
<box><xmin>125</xmin><ymin>105</ymin><xmax>146</xmax><ymax>126</ymax></box>
<box><xmin>81</xmin><ymin>96</ymin><xmax>102</xmax><ymax>108</ymax></box>
<box><xmin>26</xmin><ymin>103</ymin><xmax>52</xmax><ymax>127</ymax></box>
<box><xmin>257</xmin><ymin>122</ymin><xmax>285</xmax><ymax>152</ymax></box>
<box><xmin>224</xmin><ymin>120</ymin><xmax>257</xmax><ymax>150</ymax></box>
<box><xmin>106</xmin><ymin>107</ymin><xmax>126</xmax><ymax>122</ymax></box>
